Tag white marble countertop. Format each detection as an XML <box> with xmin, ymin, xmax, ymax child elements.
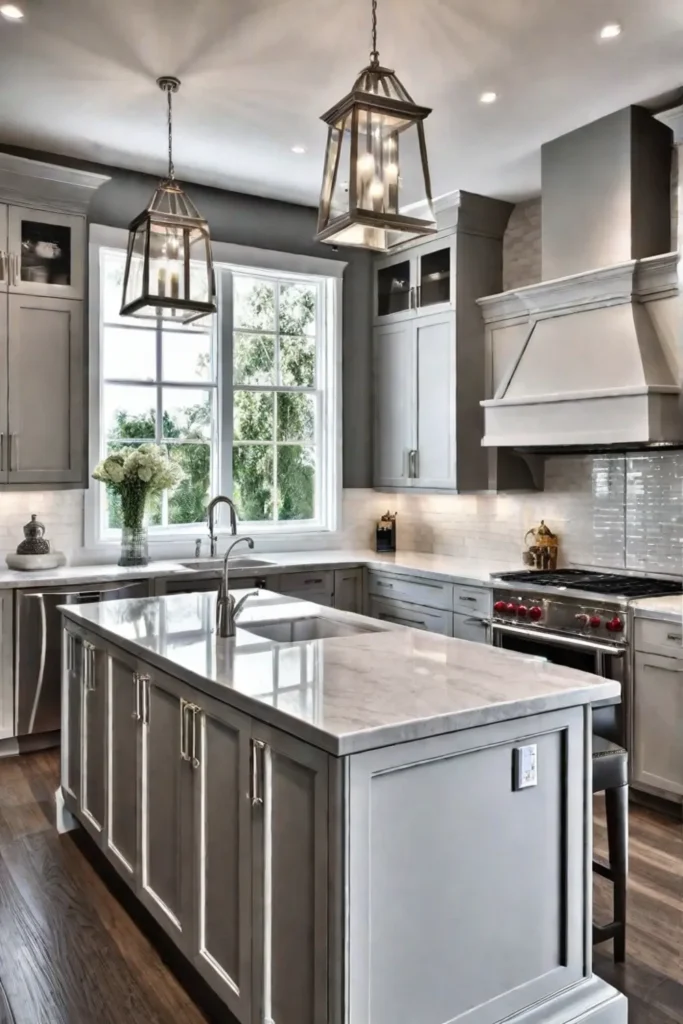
<box><xmin>0</xmin><ymin>549</ymin><xmax>518</xmax><ymax>592</ymax></box>
<box><xmin>61</xmin><ymin>590</ymin><xmax>619</xmax><ymax>756</ymax></box>
<box><xmin>0</xmin><ymin>560</ymin><xmax>189</xmax><ymax>590</ymax></box>
<box><xmin>173</xmin><ymin>549</ymin><xmax>521</xmax><ymax>585</ymax></box>
<box><xmin>631</xmin><ymin>595</ymin><xmax>683</xmax><ymax>623</ymax></box>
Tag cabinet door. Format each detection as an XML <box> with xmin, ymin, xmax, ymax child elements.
<box><xmin>7</xmin><ymin>294</ymin><xmax>84</xmax><ymax>484</ymax></box>
<box><xmin>0</xmin><ymin>205</ymin><xmax>7</xmax><ymax>292</ymax></box>
<box><xmin>278</xmin><ymin>570</ymin><xmax>334</xmax><ymax>607</ymax></box>
<box><xmin>190</xmin><ymin>692</ymin><xmax>253</xmax><ymax>1020</ymax></box>
<box><xmin>415</xmin><ymin>312</ymin><xmax>456</xmax><ymax>489</ymax></box>
<box><xmin>252</xmin><ymin>725</ymin><xmax>329</xmax><ymax>1024</ymax></box>
<box><xmin>139</xmin><ymin>668</ymin><xmax>194</xmax><ymax>947</ymax></box>
<box><xmin>452</xmin><ymin>612</ymin><xmax>490</xmax><ymax>645</ymax></box>
<box><xmin>8</xmin><ymin>206</ymin><xmax>85</xmax><ymax>300</ymax></box>
<box><xmin>373</xmin><ymin>321</ymin><xmax>416</xmax><ymax>488</ymax></box>
<box><xmin>0</xmin><ymin>293</ymin><xmax>6</xmax><ymax>483</ymax></box>
<box><xmin>80</xmin><ymin>643</ymin><xmax>107</xmax><ymax>842</ymax></box>
<box><xmin>415</xmin><ymin>236</ymin><xmax>456</xmax><ymax>315</ymax></box>
<box><xmin>61</xmin><ymin>630</ymin><xmax>83</xmax><ymax>805</ymax></box>
<box><xmin>106</xmin><ymin>650</ymin><xmax>141</xmax><ymax>882</ymax></box>
<box><xmin>374</xmin><ymin>252</ymin><xmax>415</xmax><ymax>323</ymax></box>
<box><xmin>0</xmin><ymin>593</ymin><xmax>12</xmax><ymax>740</ymax></box>
<box><xmin>334</xmin><ymin>567</ymin><xmax>363</xmax><ymax>613</ymax></box>
<box><xmin>633</xmin><ymin>652</ymin><xmax>683</xmax><ymax>796</ymax></box>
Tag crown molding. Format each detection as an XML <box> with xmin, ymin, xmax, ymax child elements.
<box><xmin>0</xmin><ymin>153</ymin><xmax>110</xmax><ymax>215</ymax></box>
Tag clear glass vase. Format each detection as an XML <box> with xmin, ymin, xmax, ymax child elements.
<box><xmin>118</xmin><ymin>524</ymin><xmax>149</xmax><ymax>567</ymax></box>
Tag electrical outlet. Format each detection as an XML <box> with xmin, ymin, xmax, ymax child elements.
<box><xmin>513</xmin><ymin>744</ymin><xmax>538</xmax><ymax>790</ymax></box>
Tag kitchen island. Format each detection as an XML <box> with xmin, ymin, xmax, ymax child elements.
<box><xmin>59</xmin><ymin>589</ymin><xmax>627</xmax><ymax>1024</ymax></box>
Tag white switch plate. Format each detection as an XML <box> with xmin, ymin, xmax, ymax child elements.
<box><xmin>513</xmin><ymin>744</ymin><xmax>538</xmax><ymax>790</ymax></box>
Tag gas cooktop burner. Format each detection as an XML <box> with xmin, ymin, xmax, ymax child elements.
<box><xmin>495</xmin><ymin>569</ymin><xmax>683</xmax><ymax>599</ymax></box>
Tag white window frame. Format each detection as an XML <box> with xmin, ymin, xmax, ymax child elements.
<box><xmin>85</xmin><ymin>225</ymin><xmax>344</xmax><ymax>554</ymax></box>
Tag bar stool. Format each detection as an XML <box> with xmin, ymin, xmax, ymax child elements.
<box><xmin>592</xmin><ymin>734</ymin><xmax>628</xmax><ymax>962</ymax></box>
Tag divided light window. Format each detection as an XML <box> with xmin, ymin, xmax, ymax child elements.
<box><xmin>98</xmin><ymin>250</ymin><xmax>330</xmax><ymax>536</ymax></box>
<box><xmin>231</xmin><ymin>272</ymin><xmax>321</xmax><ymax>523</ymax></box>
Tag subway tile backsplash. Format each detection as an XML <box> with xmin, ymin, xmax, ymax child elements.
<box><xmin>347</xmin><ymin>451</ymin><xmax>683</xmax><ymax>577</ymax></box>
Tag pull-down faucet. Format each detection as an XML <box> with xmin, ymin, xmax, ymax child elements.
<box><xmin>206</xmin><ymin>495</ymin><xmax>238</xmax><ymax>556</ymax></box>
<box><xmin>216</xmin><ymin>537</ymin><xmax>258</xmax><ymax>638</ymax></box>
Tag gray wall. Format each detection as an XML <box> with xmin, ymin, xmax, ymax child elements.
<box><xmin>541</xmin><ymin>106</ymin><xmax>672</xmax><ymax>280</ymax></box>
<box><xmin>0</xmin><ymin>145</ymin><xmax>373</xmax><ymax>488</ymax></box>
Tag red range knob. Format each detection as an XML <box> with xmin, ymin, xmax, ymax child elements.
<box><xmin>575</xmin><ymin>613</ymin><xmax>589</xmax><ymax>626</ymax></box>
<box><xmin>589</xmin><ymin>616</ymin><xmax>602</xmax><ymax>629</ymax></box>
<box><xmin>493</xmin><ymin>601</ymin><xmax>508</xmax><ymax>613</ymax></box>
<box><xmin>528</xmin><ymin>606</ymin><xmax>543</xmax><ymax>621</ymax></box>
<box><xmin>506</xmin><ymin>602</ymin><xmax>518</xmax><ymax>614</ymax></box>
<box><xmin>517</xmin><ymin>605</ymin><xmax>528</xmax><ymax>618</ymax></box>
<box><xmin>606</xmin><ymin>616</ymin><xmax>624</xmax><ymax>633</ymax></box>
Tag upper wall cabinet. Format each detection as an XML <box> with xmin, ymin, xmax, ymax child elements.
<box><xmin>371</xmin><ymin>191</ymin><xmax>540</xmax><ymax>494</ymax></box>
<box><xmin>5</xmin><ymin>206</ymin><xmax>85</xmax><ymax>301</ymax></box>
<box><xmin>374</xmin><ymin>235</ymin><xmax>456</xmax><ymax>324</ymax></box>
<box><xmin>0</xmin><ymin>154</ymin><xmax>109</xmax><ymax>489</ymax></box>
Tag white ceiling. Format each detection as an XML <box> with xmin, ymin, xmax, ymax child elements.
<box><xmin>1</xmin><ymin>0</ymin><xmax>683</xmax><ymax>207</ymax></box>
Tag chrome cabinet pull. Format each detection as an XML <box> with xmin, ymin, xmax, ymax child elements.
<box><xmin>378</xmin><ymin>612</ymin><xmax>426</xmax><ymax>628</ymax></box>
<box><xmin>138</xmin><ymin>674</ymin><xmax>150</xmax><ymax>724</ymax></box>
<box><xmin>180</xmin><ymin>699</ymin><xmax>191</xmax><ymax>760</ymax></box>
<box><xmin>0</xmin><ymin>252</ymin><xmax>6</xmax><ymax>283</ymax></box>
<box><xmin>458</xmin><ymin>596</ymin><xmax>477</xmax><ymax>603</ymax></box>
<box><xmin>251</xmin><ymin>739</ymin><xmax>266</xmax><ymax>805</ymax></box>
<box><xmin>83</xmin><ymin>641</ymin><xmax>96</xmax><ymax>691</ymax></box>
<box><xmin>131</xmin><ymin>673</ymin><xmax>141</xmax><ymax>720</ymax></box>
<box><xmin>376</xmin><ymin>580</ymin><xmax>394</xmax><ymax>588</ymax></box>
<box><xmin>666</xmin><ymin>632</ymin><xmax>682</xmax><ymax>642</ymax></box>
<box><xmin>190</xmin><ymin>705</ymin><xmax>200</xmax><ymax>769</ymax></box>
<box><xmin>304</xmin><ymin>577</ymin><xmax>323</xmax><ymax>585</ymax></box>
<box><xmin>8</xmin><ymin>433</ymin><xmax>17</xmax><ymax>472</ymax></box>
<box><xmin>463</xmin><ymin>616</ymin><xmax>487</xmax><ymax>627</ymax></box>
<box><xmin>0</xmin><ymin>433</ymin><xmax>4</xmax><ymax>473</ymax></box>
<box><xmin>407</xmin><ymin>449</ymin><xmax>418</xmax><ymax>478</ymax></box>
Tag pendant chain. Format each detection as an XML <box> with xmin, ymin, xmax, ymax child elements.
<box><xmin>167</xmin><ymin>86</ymin><xmax>175</xmax><ymax>180</ymax></box>
<box><xmin>370</xmin><ymin>0</ymin><xmax>379</xmax><ymax>66</ymax></box>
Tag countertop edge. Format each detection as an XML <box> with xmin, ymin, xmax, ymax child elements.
<box><xmin>60</xmin><ymin>605</ymin><xmax>621</xmax><ymax>758</ymax></box>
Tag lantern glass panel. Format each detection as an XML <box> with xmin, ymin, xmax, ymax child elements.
<box><xmin>122</xmin><ymin>222</ymin><xmax>148</xmax><ymax>310</ymax></box>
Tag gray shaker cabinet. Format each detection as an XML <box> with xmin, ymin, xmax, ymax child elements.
<box><xmin>334</xmin><ymin>567</ymin><xmax>363</xmax><ymax>614</ymax></box>
<box><xmin>189</xmin><ymin>691</ymin><xmax>253</xmax><ymax>1022</ymax></box>
<box><xmin>251</xmin><ymin>722</ymin><xmax>329</xmax><ymax>1024</ymax></box>
<box><xmin>6</xmin><ymin>294</ymin><xmax>84</xmax><ymax>484</ymax></box>
<box><xmin>373</xmin><ymin>319</ymin><xmax>415</xmax><ymax>488</ymax></box>
<box><xmin>106</xmin><ymin>648</ymin><xmax>141</xmax><ymax>883</ymax></box>
<box><xmin>79</xmin><ymin>641</ymin><xmax>107</xmax><ymax>843</ymax></box>
<box><xmin>139</xmin><ymin>667</ymin><xmax>194</xmax><ymax>950</ymax></box>
<box><xmin>632</xmin><ymin>652</ymin><xmax>683</xmax><ymax>797</ymax></box>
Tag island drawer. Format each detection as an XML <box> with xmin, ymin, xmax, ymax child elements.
<box><xmin>635</xmin><ymin>617</ymin><xmax>683</xmax><ymax>658</ymax></box>
<box><xmin>367</xmin><ymin>571</ymin><xmax>454</xmax><ymax>611</ymax></box>
<box><xmin>368</xmin><ymin>595</ymin><xmax>453</xmax><ymax>636</ymax></box>
<box><xmin>452</xmin><ymin>583</ymin><xmax>490</xmax><ymax>618</ymax></box>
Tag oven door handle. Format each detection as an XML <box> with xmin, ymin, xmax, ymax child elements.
<box><xmin>490</xmin><ymin>621</ymin><xmax>626</xmax><ymax>656</ymax></box>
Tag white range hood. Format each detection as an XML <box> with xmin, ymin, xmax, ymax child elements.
<box><xmin>479</xmin><ymin>252</ymin><xmax>681</xmax><ymax>448</ymax></box>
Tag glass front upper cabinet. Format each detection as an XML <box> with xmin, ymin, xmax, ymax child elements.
<box><xmin>374</xmin><ymin>237</ymin><xmax>454</xmax><ymax>322</ymax></box>
<box><xmin>417</xmin><ymin>244</ymin><xmax>451</xmax><ymax>310</ymax></box>
<box><xmin>7</xmin><ymin>206</ymin><xmax>85</xmax><ymax>300</ymax></box>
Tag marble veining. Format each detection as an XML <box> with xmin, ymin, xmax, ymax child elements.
<box><xmin>0</xmin><ymin>561</ymin><xmax>189</xmax><ymax>590</ymax></box>
<box><xmin>61</xmin><ymin>590</ymin><xmax>619</xmax><ymax>755</ymax></box>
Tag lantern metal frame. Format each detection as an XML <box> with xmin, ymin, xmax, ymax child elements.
<box><xmin>315</xmin><ymin>0</ymin><xmax>436</xmax><ymax>251</ymax></box>
<box><xmin>120</xmin><ymin>76</ymin><xmax>217</xmax><ymax>324</ymax></box>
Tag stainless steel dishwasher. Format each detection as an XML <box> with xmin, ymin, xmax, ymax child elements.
<box><xmin>15</xmin><ymin>579</ymin><xmax>150</xmax><ymax>736</ymax></box>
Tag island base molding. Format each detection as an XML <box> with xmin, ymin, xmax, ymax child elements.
<box><xmin>505</xmin><ymin>977</ymin><xmax>627</xmax><ymax>1024</ymax></box>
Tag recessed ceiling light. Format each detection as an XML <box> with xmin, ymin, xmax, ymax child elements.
<box><xmin>479</xmin><ymin>92</ymin><xmax>497</xmax><ymax>105</ymax></box>
<box><xmin>291</xmin><ymin>145</ymin><xmax>306</xmax><ymax>154</ymax></box>
<box><xmin>599</xmin><ymin>23</ymin><xmax>621</xmax><ymax>39</ymax></box>
<box><xmin>0</xmin><ymin>3</ymin><xmax>24</xmax><ymax>19</ymax></box>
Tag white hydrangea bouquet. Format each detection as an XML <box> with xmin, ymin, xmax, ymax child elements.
<box><xmin>92</xmin><ymin>445</ymin><xmax>183</xmax><ymax>565</ymax></box>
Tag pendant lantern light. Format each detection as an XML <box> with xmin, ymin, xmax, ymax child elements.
<box><xmin>315</xmin><ymin>0</ymin><xmax>436</xmax><ymax>251</ymax></box>
<box><xmin>120</xmin><ymin>77</ymin><xmax>216</xmax><ymax>324</ymax></box>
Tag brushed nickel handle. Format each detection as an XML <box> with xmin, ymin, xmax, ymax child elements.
<box><xmin>180</xmin><ymin>699</ymin><xmax>191</xmax><ymax>760</ymax></box>
<box><xmin>131</xmin><ymin>672</ymin><xmax>141</xmax><ymax>720</ymax></box>
<box><xmin>376</xmin><ymin>580</ymin><xmax>394</xmax><ymax>588</ymax></box>
<box><xmin>0</xmin><ymin>252</ymin><xmax>6</xmax><ymax>283</ymax></box>
<box><xmin>8</xmin><ymin>433</ymin><xmax>16</xmax><ymax>472</ymax></box>
<box><xmin>666</xmin><ymin>633</ymin><xmax>682</xmax><ymax>642</ymax></box>
<box><xmin>82</xmin><ymin>641</ymin><xmax>96</xmax><ymax>691</ymax></box>
<box><xmin>138</xmin><ymin>673</ymin><xmax>150</xmax><ymax>724</ymax></box>
<box><xmin>190</xmin><ymin>705</ymin><xmax>200</xmax><ymax>769</ymax></box>
<box><xmin>378</xmin><ymin>612</ymin><xmax>426</xmax><ymax>628</ymax></box>
<box><xmin>458</xmin><ymin>596</ymin><xmax>477</xmax><ymax>603</ymax></box>
<box><xmin>304</xmin><ymin>578</ymin><xmax>323</xmax><ymax>585</ymax></box>
<box><xmin>0</xmin><ymin>433</ymin><xmax>4</xmax><ymax>473</ymax></box>
<box><xmin>251</xmin><ymin>739</ymin><xmax>265</xmax><ymax>805</ymax></box>
<box><xmin>11</xmin><ymin>253</ymin><xmax>19</xmax><ymax>287</ymax></box>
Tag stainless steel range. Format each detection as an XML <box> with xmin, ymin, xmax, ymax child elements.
<box><xmin>490</xmin><ymin>569</ymin><xmax>683</xmax><ymax>750</ymax></box>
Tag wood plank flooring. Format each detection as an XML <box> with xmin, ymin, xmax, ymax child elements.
<box><xmin>0</xmin><ymin>752</ymin><xmax>678</xmax><ymax>1022</ymax></box>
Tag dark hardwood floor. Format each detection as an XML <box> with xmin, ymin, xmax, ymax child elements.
<box><xmin>0</xmin><ymin>752</ymin><xmax>678</xmax><ymax>1023</ymax></box>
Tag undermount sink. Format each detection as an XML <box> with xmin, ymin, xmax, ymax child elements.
<box><xmin>242</xmin><ymin>616</ymin><xmax>384</xmax><ymax>644</ymax></box>
<box><xmin>180</xmin><ymin>556</ymin><xmax>276</xmax><ymax>571</ymax></box>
